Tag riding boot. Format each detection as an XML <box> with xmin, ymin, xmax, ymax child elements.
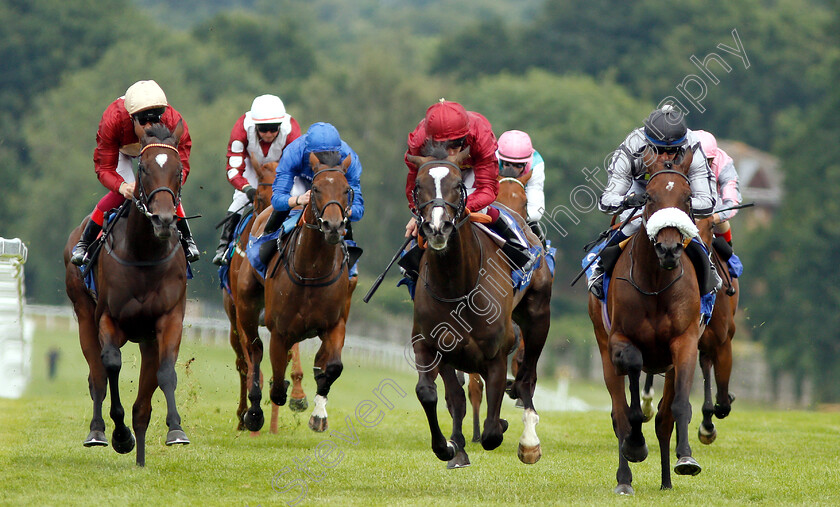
<box><xmin>212</xmin><ymin>212</ymin><xmax>241</xmax><ymax>266</ymax></box>
<box><xmin>177</xmin><ymin>219</ymin><xmax>200</xmax><ymax>263</ymax></box>
<box><xmin>528</xmin><ymin>220</ymin><xmax>547</xmax><ymax>248</ymax></box>
<box><xmin>263</xmin><ymin>209</ymin><xmax>288</xmax><ymax>235</ymax></box>
<box><xmin>587</xmin><ymin>259</ymin><xmax>605</xmax><ymax>300</ymax></box>
<box><xmin>70</xmin><ymin>220</ymin><xmax>102</xmax><ymax>266</ymax></box>
<box><xmin>492</xmin><ymin>216</ymin><xmax>537</xmax><ymax>272</ymax></box>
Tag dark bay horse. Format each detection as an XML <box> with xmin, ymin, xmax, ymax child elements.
<box><xmin>408</xmin><ymin>148</ymin><xmax>552</xmax><ymax>468</ymax></box>
<box><xmin>641</xmin><ymin>216</ymin><xmax>738</xmax><ymax>444</ymax></box>
<box><xmin>64</xmin><ymin>122</ymin><xmax>189</xmax><ymax>466</ymax></box>
<box><xmin>255</xmin><ymin>152</ymin><xmax>357</xmax><ymax>432</ymax></box>
<box><xmin>588</xmin><ymin>149</ymin><xmax>704</xmax><ymax>493</ymax></box>
<box><xmin>468</xmin><ymin>169</ymin><xmax>533</xmax><ymax>442</ymax></box>
<box><xmin>222</xmin><ymin>156</ymin><xmax>307</xmax><ymax>435</ymax></box>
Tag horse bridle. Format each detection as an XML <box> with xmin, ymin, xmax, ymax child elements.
<box><xmin>304</xmin><ymin>167</ymin><xmax>354</xmax><ymax>232</ymax></box>
<box><xmin>412</xmin><ymin>160</ymin><xmax>470</xmax><ymax>233</ymax></box>
<box><xmin>135</xmin><ymin>143</ymin><xmax>182</xmax><ymax>220</ymax></box>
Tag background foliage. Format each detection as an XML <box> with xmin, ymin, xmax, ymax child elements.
<box><xmin>2</xmin><ymin>0</ymin><xmax>838</xmax><ymax>401</ymax></box>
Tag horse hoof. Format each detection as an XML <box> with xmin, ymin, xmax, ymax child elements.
<box><xmin>518</xmin><ymin>443</ymin><xmax>542</xmax><ymax>464</ymax></box>
<box><xmin>714</xmin><ymin>403</ymin><xmax>732</xmax><ymax>419</ymax></box>
<box><xmin>481</xmin><ymin>432</ymin><xmax>503</xmax><ymax>451</ymax></box>
<box><xmin>698</xmin><ymin>424</ymin><xmax>717</xmax><ymax>445</ymax></box>
<box><xmin>166</xmin><ymin>429</ymin><xmax>190</xmax><ymax>446</ymax></box>
<box><xmin>243</xmin><ymin>408</ymin><xmax>265</xmax><ymax>432</ymax></box>
<box><xmin>83</xmin><ymin>430</ymin><xmax>108</xmax><ymax>447</ymax></box>
<box><xmin>620</xmin><ymin>441</ymin><xmax>648</xmax><ymax>463</ymax></box>
<box><xmin>289</xmin><ymin>397</ymin><xmax>309</xmax><ymax>413</ymax></box>
<box><xmin>674</xmin><ymin>456</ymin><xmax>701</xmax><ymax>476</ymax></box>
<box><xmin>641</xmin><ymin>400</ymin><xmax>655</xmax><ymax>423</ymax></box>
<box><xmin>309</xmin><ymin>415</ymin><xmax>327</xmax><ymax>432</ymax></box>
<box><xmin>112</xmin><ymin>429</ymin><xmax>135</xmax><ymax>455</ymax></box>
<box><xmin>446</xmin><ymin>448</ymin><xmax>471</xmax><ymax>469</ymax></box>
<box><xmin>614</xmin><ymin>484</ymin><xmax>634</xmax><ymax>496</ymax></box>
<box><xmin>500</xmin><ymin>419</ymin><xmax>509</xmax><ymax>433</ymax></box>
<box><xmin>471</xmin><ymin>434</ymin><xmax>481</xmax><ymax>443</ymax></box>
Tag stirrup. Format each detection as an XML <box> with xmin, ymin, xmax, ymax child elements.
<box><xmin>212</xmin><ymin>244</ymin><xmax>229</xmax><ymax>266</ymax></box>
<box><xmin>70</xmin><ymin>244</ymin><xmax>89</xmax><ymax>266</ymax></box>
<box><xmin>183</xmin><ymin>239</ymin><xmax>200</xmax><ymax>263</ymax></box>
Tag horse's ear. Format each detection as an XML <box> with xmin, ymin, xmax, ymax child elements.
<box><xmin>449</xmin><ymin>146</ymin><xmax>470</xmax><ymax>166</ymax></box>
<box><xmin>519</xmin><ymin>170</ymin><xmax>533</xmax><ymax>185</ymax></box>
<box><xmin>340</xmin><ymin>155</ymin><xmax>352</xmax><ymax>172</ymax></box>
<box><xmin>406</xmin><ymin>152</ymin><xmax>431</xmax><ymax>167</ymax></box>
<box><xmin>309</xmin><ymin>151</ymin><xmax>320</xmax><ymax>169</ymax></box>
<box><xmin>172</xmin><ymin>120</ymin><xmax>184</xmax><ymax>144</ymax></box>
<box><xmin>133</xmin><ymin>119</ymin><xmax>147</xmax><ymax>141</ymax></box>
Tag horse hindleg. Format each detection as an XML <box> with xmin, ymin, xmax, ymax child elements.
<box><xmin>712</xmin><ymin>336</ymin><xmax>734</xmax><ymax>419</ymax></box>
<box><xmin>440</xmin><ymin>364</ymin><xmax>470</xmax><ymax>468</ymax></box>
<box><xmin>413</xmin><ymin>342</ymin><xmax>455</xmax><ymax>463</ymax></box>
<box><xmin>655</xmin><ymin>370</ymin><xmax>676</xmax><ymax>489</ymax></box>
<box><xmin>288</xmin><ymin>343</ymin><xmax>308</xmax><ymax>413</ymax></box>
<box><xmin>78</xmin><ymin>304</ymin><xmax>107</xmax><ymax>446</ymax></box>
<box><xmin>224</xmin><ymin>291</ymin><xmax>248</xmax><ymax>431</ymax></box>
<box><xmin>133</xmin><ymin>340</ymin><xmax>159</xmax><ymax>467</ymax></box>
<box><xmin>698</xmin><ymin>349</ymin><xmax>717</xmax><ymax>444</ymax></box>
<box><xmin>468</xmin><ymin>373</ymin><xmax>483</xmax><ymax>443</ymax></box>
<box><xmin>157</xmin><ymin>314</ymin><xmax>189</xmax><ymax>447</ymax></box>
<box><xmin>641</xmin><ymin>373</ymin><xmax>655</xmax><ymax>423</ymax></box>
<box><xmin>99</xmin><ymin>315</ymin><xmax>134</xmax><ymax>454</ymax></box>
<box><xmin>309</xmin><ymin>321</ymin><xmax>347</xmax><ymax>433</ymax></box>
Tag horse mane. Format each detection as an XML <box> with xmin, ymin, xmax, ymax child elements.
<box><xmin>314</xmin><ymin>150</ymin><xmax>341</xmax><ymax>167</ymax></box>
<box><xmin>143</xmin><ymin>124</ymin><xmax>175</xmax><ymax>144</ymax></box>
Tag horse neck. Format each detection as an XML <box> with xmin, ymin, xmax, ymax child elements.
<box><xmin>423</xmin><ymin>221</ymin><xmax>482</xmax><ymax>294</ymax></box>
<box><xmin>294</xmin><ymin>211</ymin><xmax>342</xmax><ymax>274</ymax></box>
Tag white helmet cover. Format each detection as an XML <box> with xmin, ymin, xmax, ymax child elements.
<box><xmin>250</xmin><ymin>94</ymin><xmax>288</xmax><ymax>124</ymax></box>
<box><xmin>124</xmin><ymin>80</ymin><xmax>168</xmax><ymax>115</ymax></box>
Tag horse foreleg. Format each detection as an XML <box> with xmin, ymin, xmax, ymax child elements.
<box><xmin>440</xmin><ymin>364</ymin><xmax>470</xmax><ymax>468</ymax></box>
<box><xmin>133</xmin><ymin>340</ymin><xmax>159</xmax><ymax>467</ymax></box>
<box><xmin>467</xmin><ymin>373</ymin><xmax>483</xmax><ymax>443</ymax></box>
<box><xmin>481</xmin><ymin>357</ymin><xmax>508</xmax><ymax>452</ymax></box>
<box><xmin>610</xmin><ymin>337</ymin><xmax>647</xmax><ymax>464</ymax></box>
<box><xmin>99</xmin><ymin>314</ymin><xmax>134</xmax><ymax>455</ymax></box>
<box><xmin>698</xmin><ymin>349</ymin><xmax>717</xmax><ymax>444</ymax></box>
<box><xmin>157</xmin><ymin>314</ymin><xmax>189</xmax><ymax>448</ymax></box>
<box><xmin>309</xmin><ymin>321</ymin><xmax>348</xmax><ymax>432</ymax></box>
<box><xmin>224</xmin><ymin>291</ymin><xmax>248</xmax><ymax>431</ymax></box>
<box><xmin>712</xmin><ymin>337</ymin><xmax>734</xmax><ymax>419</ymax></box>
<box><xmin>288</xmin><ymin>343</ymin><xmax>308</xmax><ymax>413</ymax></box>
<box><xmin>671</xmin><ymin>332</ymin><xmax>701</xmax><ymax>477</ymax></box>
<box><xmin>239</xmin><ymin>314</ymin><xmax>265</xmax><ymax>433</ymax></box>
<box><xmin>413</xmin><ymin>342</ymin><xmax>455</xmax><ymax>463</ymax></box>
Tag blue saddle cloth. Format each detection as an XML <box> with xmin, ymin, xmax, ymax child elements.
<box><xmin>218</xmin><ymin>211</ymin><xmax>255</xmax><ymax>293</ymax></box>
<box><xmin>243</xmin><ymin>210</ymin><xmax>358</xmax><ymax>282</ymax></box>
<box><xmin>728</xmin><ymin>253</ymin><xmax>743</xmax><ymax>278</ymax></box>
<box><xmin>582</xmin><ymin>237</ymin><xmax>715</xmax><ymax>325</ymax></box>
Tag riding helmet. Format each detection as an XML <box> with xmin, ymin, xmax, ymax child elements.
<box><xmin>424</xmin><ymin>99</ymin><xmax>470</xmax><ymax>141</ymax></box>
<box><xmin>643</xmin><ymin>105</ymin><xmax>687</xmax><ymax>147</ymax></box>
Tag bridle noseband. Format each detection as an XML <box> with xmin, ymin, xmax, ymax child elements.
<box><xmin>304</xmin><ymin>167</ymin><xmax>354</xmax><ymax>232</ymax></box>
<box><xmin>135</xmin><ymin>143</ymin><xmax>182</xmax><ymax>220</ymax></box>
<box><xmin>412</xmin><ymin>160</ymin><xmax>470</xmax><ymax>232</ymax></box>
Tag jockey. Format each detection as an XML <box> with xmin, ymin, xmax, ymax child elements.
<box><xmin>403</xmin><ymin>100</ymin><xmax>536</xmax><ymax>272</ymax></box>
<box><xmin>70</xmin><ymin>80</ymin><xmax>199</xmax><ymax>266</ymax></box>
<box><xmin>496</xmin><ymin>129</ymin><xmax>547</xmax><ymax>242</ymax></box>
<box><xmin>263</xmin><ymin>122</ymin><xmax>364</xmax><ymax>271</ymax></box>
<box><xmin>587</xmin><ymin>105</ymin><xmax>718</xmax><ymax>299</ymax></box>
<box><xmin>212</xmin><ymin>94</ymin><xmax>302</xmax><ymax>265</ymax></box>
<box><xmin>693</xmin><ymin>129</ymin><xmax>742</xmax><ymax>247</ymax></box>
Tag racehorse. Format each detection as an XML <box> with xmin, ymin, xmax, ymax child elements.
<box><xmin>253</xmin><ymin>151</ymin><xmax>357</xmax><ymax>432</ymax></box>
<box><xmin>64</xmin><ymin>122</ymin><xmax>190</xmax><ymax>466</ymax></box>
<box><xmin>588</xmin><ymin>148</ymin><xmax>704</xmax><ymax>493</ymax></box>
<box><xmin>641</xmin><ymin>216</ymin><xmax>738</xmax><ymax>444</ymax></box>
<box><xmin>407</xmin><ymin>146</ymin><xmax>552</xmax><ymax>468</ymax></box>
<box><xmin>222</xmin><ymin>156</ymin><xmax>307</xmax><ymax>434</ymax></box>
<box><xmin>468</xmin><ymin>169</ymin><xmax>533</xmax><ymax>442</ymax></box>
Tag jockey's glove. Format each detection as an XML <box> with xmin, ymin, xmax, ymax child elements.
<box><xmin>243</xmin><ymin>185</ymin><xmax>257</xmax><ymax>202</ymax></box>
<box><xmin>623</xmin><ymin>192</ymin><xmax>648</xmax><ymax>209</ymax></box>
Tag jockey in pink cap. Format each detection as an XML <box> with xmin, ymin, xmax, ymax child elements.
<box><xmin>496</xmin><ymin>130</ymin><xmax>547</xmax><ymax>242</ymax></box>
<box><xmin>693</xmin><ymin>129</ymin><xmax>742</xmax><ymax>246</ymax></box>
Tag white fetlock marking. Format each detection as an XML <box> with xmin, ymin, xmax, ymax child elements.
<box><xmin>519</xmin><ymin>409</ymin><xmax>540</xmax><ymax>447</ymax></box>
<box><xmin>642</xmin><ymin>387</ymin><xmax>654</xmax><ymax>401</ymax></box>
<box><xmin>447</xmin><ymin>440</ymin><xmax>457</xmax><ymax>452</ymax></box>
<box><xmin>699</xmin><ymin>424</ymin><xmax>714</xmax><ymax>436</ymax></box>
<box><xmin>312</xmin><ymin>395</ymin><xmax>328</xmax><ymax>418</ymax></box>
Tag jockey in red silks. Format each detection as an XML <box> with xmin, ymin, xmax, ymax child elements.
<box><xmin>212</xmin><ymin>94</ymin><xmax>302</xmax><ymax>265</ymax></box>
<box><xmin>70</xmin><ymin>80</ymin><xmax>199</xmax><ymax>266</ymax></box>
<box><xmin>402</xmin><ymin>99</ymin><xmax>536</xmax><ymax>273</ymax></box>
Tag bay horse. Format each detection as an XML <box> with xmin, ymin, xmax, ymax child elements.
<box><xmin>467</xmin><ymin>168</ymin><xmax>533</xmax><ymax>442</ymax></box>
<box><xmin>407</xmin><ymin>146</ymin><xmax>552</xmax><ymax>468</ymax></box>
<box><xmin>64</xmin><ymin>122</ymin><xmax>189</xmax><ymax>466</ymax></box>
<box><xmin>252</xmin><ymin>152</ymin><xmax>357</xmax><ymax>432</ymax></box>
<box><xmin>641</xmin><ymin>216</ymin><xmax>738</xmax><ymax>444</ymax></box>
<box><xmin>588</xmin><ymin>148</ymin><xmax>704</xmax><ymax>493</ymax></box>
<box><xmin>222</xmin><ymin>156</ymin><xmax>307</xmax><ymax>435</ymax></box>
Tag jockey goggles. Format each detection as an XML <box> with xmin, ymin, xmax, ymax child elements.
<box><xmin>256</xmin><ymin>123</ymin><xmax>281</xmax><ymax>133</ymax></box>
<box><xmin>444</xmin><ymin>136</ymin><xmax>467</xmax><ymax>150</ymax></box>
<box><xmin>133</xmin><ymin>107</ymin><xmax>166</xmax><ymax>126</ymax></box>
